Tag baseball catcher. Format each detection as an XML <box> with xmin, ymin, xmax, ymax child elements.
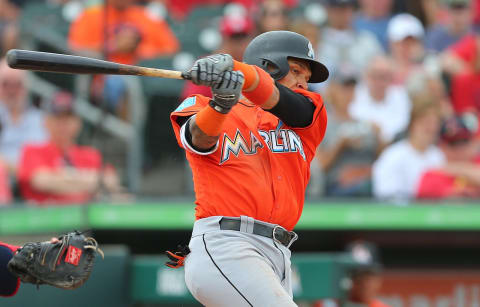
<box><xmin>3</xmin><ymin>231</ymin><xmax>103</xmax><ymax>294</ymax></box>
<box><xmin>168</xmin><ymin>30</ymin><xmax>329</xmax><ymax>306</ymax></box>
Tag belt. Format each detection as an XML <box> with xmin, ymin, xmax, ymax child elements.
<box><xmin>219</xmin><ymin>217</ymin><xmax>298</xmax><ymax>248</ymax></box>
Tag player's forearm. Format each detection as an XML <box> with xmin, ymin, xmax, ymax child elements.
<box><xmin>232</xmin><ymin>61</ymin><xmax>315</xmax><ymax>126</ymax></box>
<box><xmin>189</xmin><ymin>116</ymin><xmax>220</xmax><ymax>150</ymax></box>
<box><xmin>233</xmin><ymin>60</ymin><xmax>278</xmax><ymax>109</ymax></box>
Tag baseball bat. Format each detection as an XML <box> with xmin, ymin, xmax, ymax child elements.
<box><xmin>6</xmin><ymin>49</ymin><xmax>191</xmax><ymax>80</ymax></box>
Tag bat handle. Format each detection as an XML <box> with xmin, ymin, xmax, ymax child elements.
<box><xmin>181</xmin><ymin>71</ymin><xmax>192</xmax><ymax>80</ymax></box>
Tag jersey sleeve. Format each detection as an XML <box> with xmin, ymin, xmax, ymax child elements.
<box><xmin>287</xmin><ymin>89</ymin><xmax>327</xmax><ymax>162</ymax></box>
<box><xmin>170</xmin><ymin>95</ymin><xmax>210</xmax><ymax>149</ymax></box>
<box><xmin>0</xmin><ymin>242</ymin><xmax>20</xmax><ymax>297</ymax></box>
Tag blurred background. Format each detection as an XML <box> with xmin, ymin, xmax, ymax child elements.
<box><xmin>1</xmin><ymin>0</ymin><xmax>480</xmax><ymax>306</ymax></box>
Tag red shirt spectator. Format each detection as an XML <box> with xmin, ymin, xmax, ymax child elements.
<box><xmin>69</xmin><ymin>0</ymin><xmax>179</xmax><ymax>64</ymax></box>
<box><xmin>17</xmin><ymin>91</ymin><xmax>121</xmax><ymax>205</ymax></box>
<box><xmin>18</xmin><ymin>142</ymin><xmax>102</xmax><ymax>204</ymax></box>
<box><xmin>417</xmin><ymin>168</ymin><xmax>480</xmax><ymax>199</ymax></box>
<box><xmin>417</xmin><ymin>115</ymin><xmax>480</xmax><ymax>199</ymax></box>
<box><xmin>0</xmin><ymin>242</ymin><xmax>19</xmax><ymax>297</ymax></box>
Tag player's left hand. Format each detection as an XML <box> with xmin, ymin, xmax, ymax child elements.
<box><xmin>209</xmin><ymin>70</ymin><xmax>244</xmax><ymax>114</ymax></box>
<box><xmin>7</xmin><ymin>231</ymin><xmax>104</xmax><ymax>290</ymax></box>
<box><xmin>188</xmin><ymin>54</ymin><xmax>234</xmax><ymax>86</ymax></box>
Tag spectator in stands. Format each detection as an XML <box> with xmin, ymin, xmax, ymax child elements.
<box><xmin>387</xmin><ymin>13</ymin><xmax>426</xmax><ymax>85</ymax></box>
<box><xmin>162</xmin><ymin>0</ymin><xmax>257</xmax><ymax>21</ymax></box>
<box><xmin>0</xmin><ymin>0</ymin><xmax>18</xmax><ymax>57</ymax></box>
<box><xmin>441</xmin><ymin>20</ymin><xmax>480</xmax><ymax>116</ymax></box>
<box><xmin>255</xmin><ymin>0</ymin><xmax>289</xmax><ymax>34</ymax></box>
<box><xmin>0</xmin><ymin>59</ymin><xmax>47</xmax><ymax>175</ymax></box>
<box><xmin>425</xmin><ymin>0</ymin><xmax>472</xmax><ymax>53</ymax></box>
<box><xmin>69</xmin><ymin>0</ymin><xmax>179</xmax><ymax>64</ymax></box>
<box><xmin>417</xmin><ymin>115</ymin><xmax>480</xmax><ymax>199</ymax></box>
<box><xmin>289</xmin><ymin>19</ymin><xmax>320</xmax><ymax>50</ymax></box>
<box><xmin>349</xmin><ymin>56</ymin><xmax>411</xmax><ymax>143</ymax></box>
<box><xmin>317</xmin><ymin>66</ymin><xmax>383</xmax><ymax>197</ymax></box>
<box><xmin>69</xmin><ymin>0</ymin><xmax>180</xmax><ymax>117</ymax></box>
<box><xmin>18</xmin><ymin>91</ymin><xmax>123</xmax><ymax>205</ymax></box>
<box><xmin>345</xmin><ymin>241</ymin><xmax>389</xmax><ymax>307</ymax></box>
<box><xmin>181</xmin><ymin>13</ymin><xmax>255</xmax><ymax>100</ymax></box>
<box><xmin>372</xmin><ymin>95</ymin><xmax>445</xmax><ymax>202</ymax></box>
<box><xmin>354</xmin><ymin>0</ymin><xmax>394</xmax><ymax>51</ymax></box>
<box><xmin>316</xmin><ymin>0</ymin><xmax>383</xmax><ymax>78</ymax></box>
<box><xmin>314</xmin><ymin>241</ymin><xmax>390</xmax><ymax>307</ymax></box>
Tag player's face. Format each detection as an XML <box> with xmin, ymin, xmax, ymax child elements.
<box><xmin>278</xmin><ymin>59</ymin><xmax>312</xmax><ymax>90</ymax></box>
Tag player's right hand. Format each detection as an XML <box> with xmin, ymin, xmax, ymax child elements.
<box><xmin>209</xmin><ymin>70</ymin><xmax>244</xmax><ymax>114</ymax></box>
<box><xmin>188</xmin><ymin>54</ymin><xmax>234</xmax><ymax>86</ymax></box>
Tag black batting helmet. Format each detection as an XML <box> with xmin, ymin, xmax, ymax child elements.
<box><xmin>243</xmin><ymin>31</ymin><xmax>329</xmax><ymax>83</ymax></box>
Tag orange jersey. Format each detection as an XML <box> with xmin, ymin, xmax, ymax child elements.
<box><xmin>170</xmin><ymin>89</ymin><xmax>327</xmax><ymax>231</ymax></box>
<box><xmin>69</xmin><ymin>5</ymin><xmax>179</xmax><ymax>64</ymax></box>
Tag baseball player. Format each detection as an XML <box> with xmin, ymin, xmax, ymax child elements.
<box><xmin>169</xmin><ymin>31</ymin><xmax>329</xmax><ymax>307</ymax></box>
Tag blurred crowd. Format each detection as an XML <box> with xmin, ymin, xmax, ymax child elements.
<box><xmin>0</xmin><ymin>0</ymin><xmax>479</xmax><ymax>205</ymax></box>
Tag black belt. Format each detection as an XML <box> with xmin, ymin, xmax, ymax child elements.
<box><xmin>219</xmin><ymin>217</ymin><xmax>298</xmax><ymax>248</ymax></box>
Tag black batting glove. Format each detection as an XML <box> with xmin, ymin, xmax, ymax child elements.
<box><xmin>209</xmin><ymin>70</ymin><xmax>244</xmax><ymax>114</ymax></box>
<box><xmin>188</xmin><ymin>54</ymin><xmax>234</xmax><ymax>86</ymax></box>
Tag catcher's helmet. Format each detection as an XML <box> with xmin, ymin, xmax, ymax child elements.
<box><xmin>243</xmin><ymin>31</ymin><xmax>329</xmax><ymax>83</ymax></box>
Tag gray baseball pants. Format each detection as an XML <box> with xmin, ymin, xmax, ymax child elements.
<box><xmin>184</xmin><ymin>216</ymin><xmax>298</xmax><ymax>307</ymax></box>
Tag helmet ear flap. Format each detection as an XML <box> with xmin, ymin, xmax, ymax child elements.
<box><xmin>260</xmin><ymin>59</ymin><xmax>280</xmax><ymax>75</ymax></box>
<box><xmin>260</xmin><ymin>58</ymin><xmax>288</xmax><ymax>81</ymax></box>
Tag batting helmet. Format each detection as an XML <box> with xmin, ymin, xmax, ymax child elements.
<box><xmin>243</xmin><ymin>31</ymin><xmax>329</xmax><ymax>83</ymax></box>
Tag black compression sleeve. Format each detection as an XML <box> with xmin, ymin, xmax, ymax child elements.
<box><xmin>266</xmin><ymin>82</ymin><xmax>315</xmax><ymax>128</ymax></box>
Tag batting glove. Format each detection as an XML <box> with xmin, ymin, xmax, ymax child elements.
<box><xmin>188</xmin><ymin>54</ymin><xmax>234</xmax><ymax>86</ymax></box>
<box><xmin>210</xmin><ymin>70</ymin><xmax>244</xmax><ymax>114</ymax></box>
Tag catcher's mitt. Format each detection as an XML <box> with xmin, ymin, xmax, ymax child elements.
<box><xmin>7</xmin><ymin>231</ymin><xmax>104</xmax><ymax>290</ymax></box>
